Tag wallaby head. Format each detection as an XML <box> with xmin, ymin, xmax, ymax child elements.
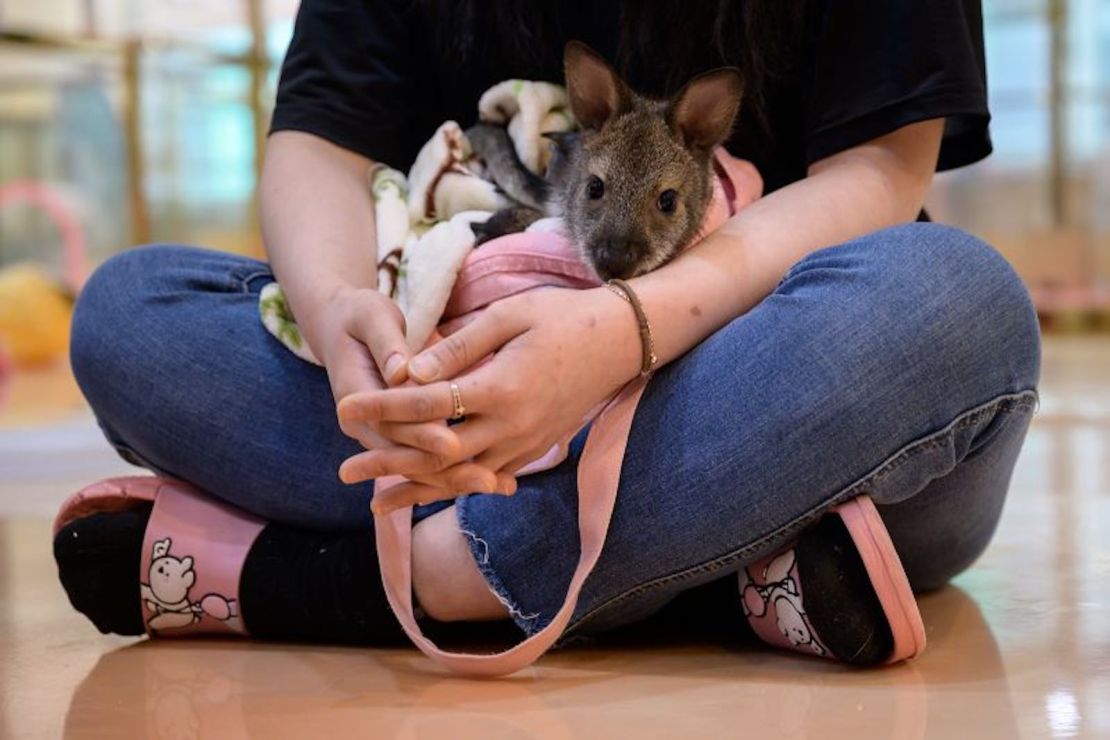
<box><xmin>559</xmin><ymin>41</ymin><xmax>744</xmax><ymax>281</ymax></box>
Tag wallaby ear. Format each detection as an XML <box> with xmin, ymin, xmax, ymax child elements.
<box><xmin>667</xmin><ymin>67</ymin><xmax>744</xmax><ymax>151</ymax></box>
<box><xmin>564</xmin><ymin>41</ymin><xmax>631</xmax><ymax>131</ymax></box>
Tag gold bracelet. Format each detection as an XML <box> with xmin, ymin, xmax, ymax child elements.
<box><xmin>606</xmin><ymin>278</ymin><xmax>658</xmax><ymax>378</ymax></box>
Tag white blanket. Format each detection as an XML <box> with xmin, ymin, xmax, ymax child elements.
<box><xmin>260</xmin><ymin>80</ymin><xmax>575</xmax><ymax>363</ymax></box>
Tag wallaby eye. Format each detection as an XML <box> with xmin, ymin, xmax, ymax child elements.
<box><xmin>657</xmin><ymin>189</ymin><xmax>678</xmax><ymax>214</ymax></box>
<box><xmin>586</xmin><ymin>175</ymin><xmax>605</xmax><ymax>200</ymax></box>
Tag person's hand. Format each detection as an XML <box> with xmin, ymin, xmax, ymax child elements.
<box><xmin>337</xmin><ymin>286</ymin><xmax>644</xmax><ymax>513</ymax></box>
<box><xmin>316</xmin><ymin>286</ymin><xmax>504</xmax><ymax>495</ymax></box>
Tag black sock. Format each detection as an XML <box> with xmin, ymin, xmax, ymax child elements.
<box><xmin>54</xmin><ymin>505</ymin><xmax>406</xmax><ymax>646</ymax></box>
<box><xmin>54</xmin><ymin>507</ymin><xmax>148</xmax><ymax>636</ymax></box>
<box><xmin>794</xmin><ymin>514</ymin><xmax>894</xmax><ymax>666</ymax></box>
<box><xmin>240</xmin><ymin>523</ymin><xmax>406</xmax><ymax>645</ymax></box>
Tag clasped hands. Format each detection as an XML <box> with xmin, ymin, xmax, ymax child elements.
<box><xmin>324</xmin><ymin>285</ymin><xmax>642</xmax><ymax>515</ymax></box>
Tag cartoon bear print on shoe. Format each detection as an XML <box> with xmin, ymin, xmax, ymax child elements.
<box><xmin>140</xmin><ymin>538</ymin><xmax>242</xmax><ymax>634</ymax></box>
<box><xmin>739</xmin><ymin>549</ymin><xmax>828</xmax><ymax>656</ymax></box>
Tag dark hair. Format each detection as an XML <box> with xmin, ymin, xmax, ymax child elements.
<box><xmin>422</xmin><ymin>1</ymin><xmax>798</xmax><ymax>126</ymax></box>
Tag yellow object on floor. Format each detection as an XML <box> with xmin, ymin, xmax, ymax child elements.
<box><xmin>0</xmin><ymin>262</ymin><xmax>74</xmax><ymax>366</ymax></box>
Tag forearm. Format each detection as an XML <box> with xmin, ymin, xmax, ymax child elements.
<box><xmin>261</xmin><ymin>131</ymin><xmax>379</xmax><ymax>355</ymax></box>
<box><xmin>627</xmin><ymin>119</ymin><xmax>943</xmax><ymax>368</ymax></box>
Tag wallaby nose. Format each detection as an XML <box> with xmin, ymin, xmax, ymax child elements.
<box><xmin>591</xmin><ymin>239</ymin><xmax>637</xmax><ymax>281</ymax></box>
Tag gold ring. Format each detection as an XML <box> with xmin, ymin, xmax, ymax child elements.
<box><xmin>449</xmin><ymin>382</ymin><xmax>466</xmax><ymax>420</ymax></box>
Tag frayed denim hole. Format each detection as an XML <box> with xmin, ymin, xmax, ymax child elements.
<box><xmin>454</xmin><ymin>495</ymin><xmax>543</xmax><ymax>635</ymax></box>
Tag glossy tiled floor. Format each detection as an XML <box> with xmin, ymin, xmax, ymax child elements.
<box><xmin>1</xmin><ymin>337</ymin><xmax>1108</xmax><ymax>739</ymax></box>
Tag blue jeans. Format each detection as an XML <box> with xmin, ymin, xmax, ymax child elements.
<box><xmin>70</xmin><ymin>223</ymin><xmax>1040</xmax><ymax>638</ymax></box>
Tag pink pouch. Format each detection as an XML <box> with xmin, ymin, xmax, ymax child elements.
<box><xmin>373</xmin><ymin>149</ymin><xmax>761</xmax><ymax>676</ymax></box>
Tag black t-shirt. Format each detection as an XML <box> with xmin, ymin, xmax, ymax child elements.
<box><xmin>271</xmin><ymin>0</ymin><xmax>991</xmax><ymax>195</ymax></box>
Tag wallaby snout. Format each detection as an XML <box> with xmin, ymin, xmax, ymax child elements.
<box><xmin>590</xmin><ymin>234</ymin><xmax>648</xmax><ymax>281</ymax></box>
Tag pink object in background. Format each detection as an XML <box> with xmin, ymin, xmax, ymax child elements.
<box><xmin>0</xmin><ymin>180</ymin><xmax>89</xmax><ymax>290</ymax></box>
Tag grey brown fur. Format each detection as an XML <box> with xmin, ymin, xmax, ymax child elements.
<box><xmin>468</xmin><ymin>41</ymin><xmax>743</xmax><ymax>281</ymax></box>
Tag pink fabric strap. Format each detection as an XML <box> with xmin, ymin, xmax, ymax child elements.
<box><xmin>374</xmin><ymin>376</ymin><xmax>647</xmax><ymax>676</ymax></box>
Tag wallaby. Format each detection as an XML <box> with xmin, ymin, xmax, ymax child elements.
<box><xmin>467</xmin><ymin>41</ymin><xmax>744</xmax><ymax>281</ymax></box>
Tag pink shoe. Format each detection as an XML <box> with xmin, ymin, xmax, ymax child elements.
<box><xmin>54</xmin><ymin>476</ymin><xmax>265</xmax><ymax>637</ymax></box>
<box><xmin>739</xmin><ymin>495</ymin><xmax>926</xmax><ymax>665</ymax></box>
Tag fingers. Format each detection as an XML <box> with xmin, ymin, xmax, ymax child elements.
<box><xmin>326</xmin><ymin>334</ymin><xmax>386</xmax><ymax>405</ymax></box>
<box><xmin>345</xmin><ymin>298</ymin><xmax>411</xmax><ymax>387</ymax></box>
<box><xmin>407</xmin><ymin>306</ymin><xmax>524</xmax><ymax>383</ymax></box>
<box><xmin>371</xmin><ymin>480</ymin><xmax>455</xmax><ymax>516</ymax></box>
<box><xmin>338</xmin><ymin>414</ymin><xmax>461</xmax><ymax>457</ymax></box>
<box><xmin>339</xmin><ymin>443</ymin><xmax>497</xmax><ymax>487</ymax></box>
<box><xmin>337</xmin><ymin>371</ymin><xmax>501</xmax><ymax>424</ymax></box>
<box><xmin>376</xmin><ymin>421</ymin><xmax>461</xmax><ymax>457</ymax></box>
<box><xmin>407</xmin><ymin>462</ymin><xmax>515</xmax><ymax>495</ymax></box>
<box><xmin>408</xmin><ymin>462</ymin><xmax>500</xmax><ymax>493</ymax></box>
<box><xmin>338</xmin><ymin>384</ymin><xmax>452</xmax><ymax>426</ymax></box>
<box><xmin>370</xmin><ymin>469</ymin><xmax>518</xmax><ymax>516</ymax></box>
<box><xmin>475</xmin><ymin>443</ymin><xmax>549</xmax><ymax>478</ymax></box>
<box><xmin>339</xmin><ymin>418</ymin><xmax>506</xmax><ymax>481</ymax></box>
<box><xmin>495</xmin><ymin>472</ymin><xmax>519</xmax><ymax>495</ymax></box>
<box><xmin>494</xmin><ymin>449</ymin><xmax>548</xmax><ymax>477</ymax></box>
